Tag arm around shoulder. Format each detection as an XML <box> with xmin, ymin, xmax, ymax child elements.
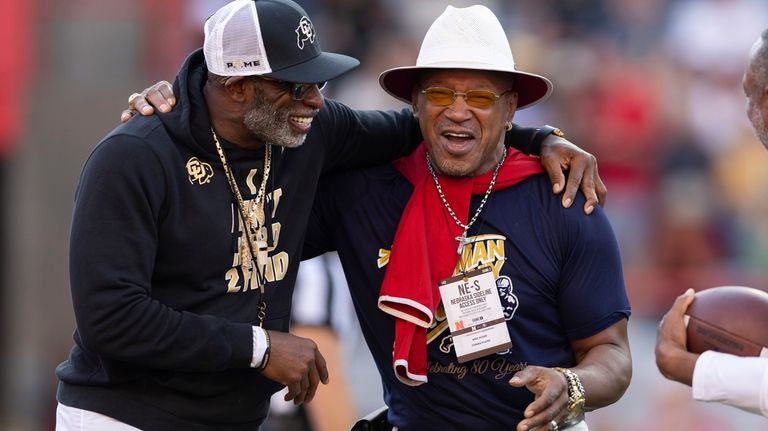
<box><xmin>506</xmin><ymin>124</ymin><xmax>606</xmax><ymax>213</ymax></box>
<box><xmin>316</xmin><ymin>101</ymin><xmax>420</xmax><ymax>172</ymax></box>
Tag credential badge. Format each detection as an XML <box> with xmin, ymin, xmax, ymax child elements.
<box><xmin>295</xmin><ymin>16</ymin><xmax>315</xmax><ymax>49</ymax></box>
<box><xmin>186</xmin><ymin>157</ymin><xmax>214</xmax><ymax>185</ymax></box>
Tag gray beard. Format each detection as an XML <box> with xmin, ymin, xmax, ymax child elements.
<box><xmin>243</xmin><ymin>93</ymin><xmax>307</xmax><ymax>149</ymax></box>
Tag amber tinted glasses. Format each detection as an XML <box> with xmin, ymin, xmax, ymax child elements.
<box><xmin>421</xmin><ymin>87</ymin><xmax>514</xmax><ymax>108</ymax></box>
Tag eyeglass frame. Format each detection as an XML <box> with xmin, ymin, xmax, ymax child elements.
<box><xmin>420</xmin><ymin>87</ymin><xmax>515</xmax><ymax>108</ymax></box>
<box><xmin>257</xmin><ymin>76</ymin><xmax>328</xmax><ymax>100</ymax></box>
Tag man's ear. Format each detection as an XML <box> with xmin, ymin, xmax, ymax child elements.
<box><xmin>411</xmin><ymin>87</ymin><xmax>421</xmax><ymax>118</ymax></box>
<box><xmin>222</xmin><ymin>76</ymin><xmax>250</xmax><ymax>103</ymax></box>
<box><xmin>506</xmin><ymin>91</ymin><xmax>519</xmax><ymax>124</ymax></box>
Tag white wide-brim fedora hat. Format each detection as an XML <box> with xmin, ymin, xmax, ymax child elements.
<box><xmin>379</xmin><ymin>5</ymin><xmax>552</xmax><ymax>109</ymax></box>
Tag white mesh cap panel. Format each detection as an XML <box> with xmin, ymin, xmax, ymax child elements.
<box><xmin>204</xmin><ymin>0</ymin><xmax>272</xmax><ymax>76</ymax></box>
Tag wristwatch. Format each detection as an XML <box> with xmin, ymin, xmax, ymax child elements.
<box><xmin>554</xmin><ymin>367</ymin><xmax>586</xmax><ymax>421</ymax></box>
<box><xmin>540</xmin><ymin>125</ymin><xmax>565</xmax><ymax>138</ymax></box>
<box><xmin>526</xmin><ymin>125</ymin><xmax>565</xmax><ymax>156</ymax></box>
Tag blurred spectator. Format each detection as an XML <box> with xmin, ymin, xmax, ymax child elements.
<box><xmin>663</xmin><ymin>0</ymin><xmax>768</xmax><ymax>153</ymax></box>
<box><xmin>603</xmin><ymin>0</ymin><xmax>670</xmax><ymax>56</ymax></box>
<box><xmin>330</xmin><ymin>33</ymin><xmax>416</xmax><ymax>111</ymax></box>
<box><xmin>713</xmin><ymin>131</ymin><xmax>768</xmax><ymax>269</ymax></box>
<box><xmin>665</xmin><ymin>0</ymin><xmax>765</xmax><ymax>76</ymax></box>
<box><xmin>649</xmin><ymin>138</ymin><xmax>732</xmax><ymax>309</ymax></box>
<box><xmin>549</xmin><ymin>0</ymin><xmax>614</xmax><ymax>39</ymax></box>
<box><xmin>302</xmin><ymin>0</ymin><xmax>396</xmax><ymax>62</ymax></box>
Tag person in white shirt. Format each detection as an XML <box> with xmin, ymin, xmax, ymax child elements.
<box><xmin>656</xmin><ymin>289</ymin><xmax>768</xmax><ymax>417</ymax></box>
<box><xmin>654</xmin><ymin>30</ymin><xmax>768</xmax><ymax>418</ymax></box>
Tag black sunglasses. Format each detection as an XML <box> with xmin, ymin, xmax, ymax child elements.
<box><xmin>257</xmin><ymin>76</ymin><xmax>328</xmax><ymax>100</ymax></box>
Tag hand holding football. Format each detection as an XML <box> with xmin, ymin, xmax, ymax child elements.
<box><xmin>685</xmin><ymin>286</ymin><xmax>768</xmax><ymax>357</ymax></box>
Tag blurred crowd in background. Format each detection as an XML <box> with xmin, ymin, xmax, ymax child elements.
<box><xmin>2</xmin><ymin>0</ymin><xmax>768</xmax><ymax>429</ymax></box>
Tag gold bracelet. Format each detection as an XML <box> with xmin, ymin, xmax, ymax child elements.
<box><xmin>553</xmin><ymin>367</ymin><xmax>585</xmax><ymax>420</ymax></box>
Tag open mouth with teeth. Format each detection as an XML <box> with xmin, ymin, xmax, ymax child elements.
<box><xmin>290</xmin><ymin>115</ymin><xmax>315</xmax><ymax>133</ymax></box>
<box><xmin>441</xmin><ymin>130</ymin><xmax>477</xmax><ymax>154</ymax></box>
<box><xmin>444</xmin><ymin>131</ymin><xmax>474</xmax><ymax>140</ymax></box>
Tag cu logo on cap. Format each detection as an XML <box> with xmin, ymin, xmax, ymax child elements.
<box><xmin>295</xmin><ymin>16</ymin><xmax>315</xmax><ymax>49</ymax></box>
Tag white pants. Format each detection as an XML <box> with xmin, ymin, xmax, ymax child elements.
<box><xmin>56</xmin><ymin>403</ymin><xmax>142</xmax><ymax>431</ymax></box>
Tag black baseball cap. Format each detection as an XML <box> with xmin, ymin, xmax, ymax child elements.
<box><xmin>203</xmin><ymin>0</ymin><xmax>359</xmax><ymax>83</ymax></box>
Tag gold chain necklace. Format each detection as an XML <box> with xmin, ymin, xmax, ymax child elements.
<box><xmin>212</xmin><ymin>128</ymin><xmax>271</xmax><ymax>324</ymax></box>
<box><xmin>426</xmin><ymin>146</ymin><xmax>506</xmax><ymax>258</ymax></box>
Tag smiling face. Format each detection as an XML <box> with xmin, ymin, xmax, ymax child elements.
<box><xmin>743</xmin><ymin>36</ymin><xmax>768</xmax><ymax>150</ymax></box>
<box><xmin>243</xmin><ymin>77</ymin><xmax>323</xmax><ymax>148</ymax></box>
<box><xmin>412</xmin><ymin>69</ymin><xmax>518</xmax><ymax>177</ymax></box>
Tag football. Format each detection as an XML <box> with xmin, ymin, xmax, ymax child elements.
<box><xmin>685</xmin><ymin>286</ymin><xmax>768</xmax><ymax>357</ymax></box>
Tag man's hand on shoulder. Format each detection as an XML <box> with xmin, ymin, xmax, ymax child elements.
<box><xmin>120</xmin><ymin>80</ymin><xmax>176</xmax><ymax>123</ymax></box>
<box><xmin>539</xmin><ymin>133</ymin><xmax>606</xmax><ymax>215</ymax></box>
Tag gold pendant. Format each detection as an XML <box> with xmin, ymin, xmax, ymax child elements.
<box><xmin>239</xmin><ymin>234</ymin><xmax>252</xmax><ymax>269</ymax></box>
<box><xmin>254</xmin><ymin>201</ymin><xmax>266</xmax><ymax>227</ymax></box>
<box><xmin>245</xmin><ymin>199</ymin><xmax>266</xmax><ymax>230</ymax></box>
<box><xmin>254</xmin><ymin>229</ymin><xmax>269</xmax><ymax>271</ymax></box>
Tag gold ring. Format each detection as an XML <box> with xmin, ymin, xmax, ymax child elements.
<box><xmin>550</xmin><ymin>420</ymin><xmax>559</xmax><ymax>431</ymax></box>
<box><xmin>128</xmin><ymin>93</ymin><xmax>142</xmax><ymax>106</ymax></box>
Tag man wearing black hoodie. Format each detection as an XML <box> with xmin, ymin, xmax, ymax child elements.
<box><xmin>55</xmin><ymin>1</ymin><xmax>604</xmax><ymax>430</ymax></box>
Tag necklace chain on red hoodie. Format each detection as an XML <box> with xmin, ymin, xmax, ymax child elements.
<box><xmin>425</xmin><ymin>145</ymin><xmax>506</xmax><ymax>256</ymax></box>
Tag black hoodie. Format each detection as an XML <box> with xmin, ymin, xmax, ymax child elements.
<box><xmin>55</xmin><ymin>49</ymin><xmax>420</xmax><ymax>430</ymax></box>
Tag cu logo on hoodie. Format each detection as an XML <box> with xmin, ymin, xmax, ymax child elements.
<box><xmin>295</xmin><ymin>16</ymin><xmax>315</xmax><ymax>49</ymax></box>
<box><xmin>186</xmin><ymin>157</ymin><xmax>213</xmax><ymax>185</ymax></box>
